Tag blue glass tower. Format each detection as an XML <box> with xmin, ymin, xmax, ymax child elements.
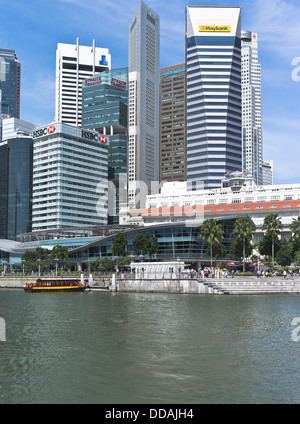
<box><xmin>0</xmin><ymin>137</ymin><xmax>33</xmax><ymax>240</ymax></box>
<box><xmin>185</xmin><ymin>6</ymin><xmax>242</xmax><ymax>190</ymax></box>
<box><xmin>82</xmin><ymin>68</ymin><xmax>128</xmax><ymax>224</ymax></box>
<box><xmin>0</xmin><ymin>48</ymin><xmax>21</xmax><ymax>119</ymax></box>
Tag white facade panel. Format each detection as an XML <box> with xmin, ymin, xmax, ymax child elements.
<box><xmin>128</xmin><ymin>1</ymin><xmax>160</xmax><ymax>209</ymax></box>
<box><xmin>55</xmin><ymin>39</ymin><xmax>111</xmax><ymax>127</ymax></box>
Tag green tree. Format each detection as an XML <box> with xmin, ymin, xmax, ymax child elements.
<box><xmin>95</xmin><ymin>257</ymin><xmax>116</xmax><ymax>272</ymax></box>
<box><xmin>258</xmin><ymin>232</ymin><xmax>282</xmax><ymax>262</ymax></box>
<box><xmin>231</xmin><ymin>237</ymin><xmax>253</xmax><ymax>264</ymax></box>
<box><xmin>293</xmin><ymin>250</ymin><xmax>300</xmax><ymax>266</ymax></box>
<box><xmin>289</xmin><ymin>217</ymin><xmax>300</xmax><ymax>258</ymax></box>
<box><xmin>210</xmin><ymin>242</ymin><xmax>227</xmax><ymax>265</ymax></box>
<box><xmin>116</xmin><ymin>255</ymin><xmax>131</xmax><ymax>271</ymax></box>
<box><xmin>149</xmin><ymin>236</ymin><xmax>159</xmax><ymax>259</ymax></box>
<box><xmin>112</xmin><ymin>232</ymin><xmax>128</xmax><ymax>257</ymax></box>
<box><xmin>132</xmin><ymin>232</ymin><xmax>151</xmax><ymax>257</ymax></box>
<box><xmin>232</xmin><ymin>217</ymin><xmax>256</xmax><ymax>272</ymax></box>
<box><xmin>200</xmin><ymin>219</ymin><xmax>224</xmax><ymax>267</ymax></box>
<box><xmin>22</xmin><ymin>248</ymin><xmax>51</xmax><ymax>274</ymax></box>
<box><xmin>50</xmin><ymin>244</ymin><xmax>69</xmax><ymax>267</ymax></box>
<box><xmin>262</xmin><ymin>213</ymin><xmax>283</xmax><ymax>268</ymax></box>
<box><xmin>276</xmin><ymin>240</ymin><xmax>293</xmax><ymax>267</ymax></box>
<box><xmin>132</xmin><ymin>232</ymin><xmax>159</xmax><ymax>259</ymax></box>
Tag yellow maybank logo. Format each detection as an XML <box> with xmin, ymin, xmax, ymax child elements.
<box><xmin>199</xmin><ymin>25</ymin><xmax>231</xmax><ymax>32</ymax></box>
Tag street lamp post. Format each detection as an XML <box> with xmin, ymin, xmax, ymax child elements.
<box><xmin>37</xmin><ymin>258</ymin><xmax>41</xmax><ymax>277</ymax></box>
<box><xmin>55</xmin><ymin>258</ymin><xmax>59</xmax><ymax>277</ymax></box>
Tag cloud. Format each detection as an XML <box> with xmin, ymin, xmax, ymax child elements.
<box><xmin>250</xmin><ymin>0</ymin><xmax>300</xmax><ymax>58</ymax></box>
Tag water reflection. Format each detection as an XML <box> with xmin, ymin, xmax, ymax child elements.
<box><xmin>0</xmin><ymin>290</ymin><xmax>300</xmax><ymax>403</ymax></box>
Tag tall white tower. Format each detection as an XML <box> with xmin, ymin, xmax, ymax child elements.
<box><xmin>55</xmin><ymin>38</ymin><xmax>111</xmax><ymax>127</ymax></box>
<box><xmin>241</xmin><ymin>31</ymin><xmax>262</xmax><ymax>184</ymax></box>
<box><xmin>128</xmin><ymin>1</ymin><xmax>160</xmax><ymax>208</ymax></box>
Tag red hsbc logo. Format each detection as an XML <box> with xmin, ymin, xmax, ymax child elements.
<box><xmin>48</xmin><ymin>126</ymin><xmax>56</xmax><ymax>134</ymax></box>
<box><xmin>99</xmin><ymin>136</ymin><xmax>107</xmax><ymax>143</ymax></box>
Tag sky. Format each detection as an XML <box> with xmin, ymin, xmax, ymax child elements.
<box><xmin>0</xmin><ymin>0</ymin><xmax>300</xmax><ymax>185</ymax></box>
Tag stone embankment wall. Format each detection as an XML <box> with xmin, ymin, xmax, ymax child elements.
<box><xmin>117</xmin><ymin>279</ymin><xmax>203</xmax><ymax>293</ymax></box>
<box><xmin>116</xmin><ymin>277</ymin><xmax>300</xmax><ymax>294</ymax></box>
<box><xmin>0</xmin><ymin>277</ymin><xmax>35</xmax><ymax>288</ymax></box>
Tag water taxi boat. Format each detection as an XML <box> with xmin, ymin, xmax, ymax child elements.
<box><xmin>24</xmin><ymin>278</ymin><xmax>87</xmax><ymax>293</ymax></box>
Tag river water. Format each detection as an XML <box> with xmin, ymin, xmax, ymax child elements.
<box><xmin>1</xmin><ymin>289</ymin><xmax>300</xmax><ymax>404</ymax></box>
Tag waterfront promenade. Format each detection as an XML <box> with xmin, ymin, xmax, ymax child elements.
<box><xmin>2</xmin><ymin>275</ymin><xmax>300</xmax><ymax>295</ymax></box>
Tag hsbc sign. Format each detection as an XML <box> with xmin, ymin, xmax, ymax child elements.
<box><xmin>81</xmin><ymin>130</ymin><xmax>107</xmax><ymax>143</ymax></box>
<box><xmin>99</xmin><ymin>136</ymin><xmax>107</xmax><ymax>143</ymax></box>
<box><xmin>33</xmin><ymin>125</ymin><xmax>56</xmax><ymax>139</ymax></box>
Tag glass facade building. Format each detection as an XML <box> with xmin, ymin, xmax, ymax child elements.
<box><xmin>185</xmin><ymin>6</ymin><xmax>242</xmax><ymax>190</ymax></box>
<box><xmin>32</xmin><ymin>123</ymin><xmax>108</xmax><ymax>231</ymax></box>
<box><xmin>68</xmin><ymin>219</ymin><xmax>237</xmax><ymax>268</ymax></box>
<box><xmin>0</xmin><ymin>48</ymin><xmax>21</xmax><ymax>119</ymax></box>
<box><xmin>160</xmin><ymin>64</ymin><xmax>186</xmax><ymax>182</ymax></box>
<box><xmin>0</xmin><ymin>136</ymin><xmax>33</xmax><ymax>240</ymax></box>
<box><xmin>82</xmin><ymin>68</ymin><xmax>128</xmax><ymax>224</ymax></box>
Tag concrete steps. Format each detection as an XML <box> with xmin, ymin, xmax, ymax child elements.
<box><xmin>200</xmin><ymin>278</ymin><xmax>300</xmax><ymax>295</ymax></box>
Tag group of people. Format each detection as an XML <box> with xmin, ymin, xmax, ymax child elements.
<box><xmin>184</xmin><ymin>267</ymin><xmax>235</xmax><ymax>279</ymax></box>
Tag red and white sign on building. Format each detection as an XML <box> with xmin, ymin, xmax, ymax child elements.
<box><xmin>48</xmin><ymin>126</ymin><xmax>56</xmax><ymax>134</ymax></box>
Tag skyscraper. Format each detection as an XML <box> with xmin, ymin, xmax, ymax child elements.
<box><xmin>2</xmin><ymin>117</ymin><xmax>37</xmax><ymax>140</ymax></box>
<box><xmin>128</xmin><ymin>0</ymin><xmax>160</xmax><ymax>208</ymax></box>
<box><xmin>0</xmin><ymin>48</ymin><xmax>21</xmax><ymax>119</ymax></box>
<box><xmin>55</xmin><ymin>38</ymin><xmax>111</xmax><ymax>127</ymax></box>
<box><xmin>0</xmin><ymin>136</ymin><xmax>33</xmax><ymax>240</ymax></box>
<box><xmin>160</xmin><ymin>64</ymin><xmax>186</xmax><ymax>182</ymax></box>
<box><xmin>82</xmin><ymin>68</ymin><xmax>128</xmax><ymax>224</ymax></box>
<box><xmin>241</xmin><ymin>31</ymin><xmax>263</xmax><ymax>184</ymax></box>
<box><xmin>185</xmin><ymin>6</ymin><xmax>242</xmax><ymax>190</ymax></box>
<box><xmin>32</xmin><ymin>123</ymin><xmax>108</xmax><ymax>231</ymax></box>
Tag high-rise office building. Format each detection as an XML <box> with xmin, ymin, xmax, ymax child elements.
<box><xmin>241</xmin><ymin>31</ymin><xmax>263</xmax><ymax>185</ymax></box>
<box><xmin>32</xmin><ymin>123</ymin><xmax>108</xmax><ymax>231</ymax></box>
<box><xmin>160</xmin><ymin>64</ymin><xmax>186</xmax><ymax>182</ymax></box>
<box><xmin>0</xmin><ymin>136</ymin><xmax>33</xmax><ymax>240</ymax></box>
<box><xmin>128</xmin><ymin>0</ymin><xmax>160</xmax><ymax>208</ymax></box>
<box><xmin>55</xmin><ymin>38</ymin><xmax>111</xmax><ymax>127</ymax></box>
<box><xmin>0</xmin><ymin>48</ymin><xmax>21</xmax><ymax>119</ymax></box>
<box><xmin>82</xmin><ymin>68</ymin><xmax>128</xmax><ymax>224</ymax></box>
<box><xmin>185</xmin><ymin>6</ymin><xmax>242</xmax><ymax>190</ymax></box>
<box><xmin>2</xmin><ymin>117</ymin><xmax>37</xmax><ymax>140</ymax></box>
<box><xmin>262</xmin><ymin>160</ymin><xmax>273</xmax><ymax>186</ymax></box>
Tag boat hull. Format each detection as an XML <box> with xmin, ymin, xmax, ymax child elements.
<box><xmin>24</xmin><ymin>286</ymin><xmax>86</xmax><ymax>293</ymax></box>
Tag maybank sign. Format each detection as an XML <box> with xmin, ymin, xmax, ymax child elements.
<box><xmin>199</xmin><ymin>25</ymin><xmax>231</xmax><ymax>32</ymax></box>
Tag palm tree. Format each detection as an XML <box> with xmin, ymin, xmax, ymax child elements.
<box><xmin>233</xmin><ymin>217</ymin><xmax>256</xmax><ymax>272</ymax></box>
<box><xmin>290</xmin><ymin>216</ymin><xmax>300</xmax><ymax>261</ymax></box>
<box><xmin>262</xmin><ymin>213</ymin><xmax>283</xmax><ymax>268</ymax></box>
<box><xmin>290</xmin><ymin>216</ymin><xmax>300</xmax><ymax>241</ymax></box>
<box><xmin>200</xmin><ymin>219</ymin><xmax>224</xmax><ymax>267</ymax></box>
